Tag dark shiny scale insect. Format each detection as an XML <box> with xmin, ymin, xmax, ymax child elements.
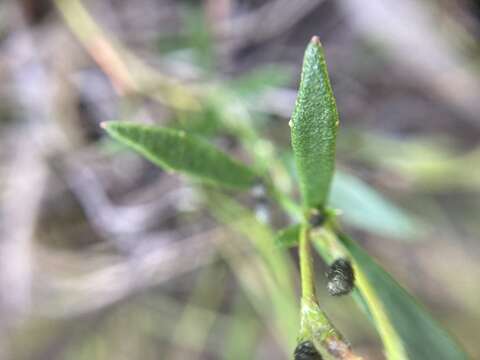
<box><xmin>294</xmin><ymin>341</ymin><xmax>323</xmax><ymax>360</ymax></box>
<box><xmin>326</xmin><ymin>258</ymin><xmax>355</xmax><ymax>296</ymax></box>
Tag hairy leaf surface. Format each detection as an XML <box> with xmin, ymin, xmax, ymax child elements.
<box><xmin>291</xmin><ymin>37</ymin><xmax>339</xmax><ymax>210</ymax></box>
<box><xmin>103</xmin><ymin>121</ymin><xmax>257</xmax><ymax>189</ymax></box>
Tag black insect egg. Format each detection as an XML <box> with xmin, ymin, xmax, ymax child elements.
<box><xmin>326</xmin><ymin>258</ymin><xmax>355</xmax><ymax>296</ymax></box>
<box><xmin>294</xmin><ymin>341</ymin><xmax>323</xmax><ymax>360</ymax></box>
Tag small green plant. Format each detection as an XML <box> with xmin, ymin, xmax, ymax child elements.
<box><xmin>103</xmin><ymin>37</ymin><xmax>468</xmax><ymax>360</ymax></box>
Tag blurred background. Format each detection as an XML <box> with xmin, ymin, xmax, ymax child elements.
<box><xmin>1</xmin><ymin>0</ymin><xmax>480</xmax><ymax>359</ymax></box>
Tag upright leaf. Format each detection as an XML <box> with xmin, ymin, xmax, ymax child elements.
<box><xmin>337</xmin><ymin>233</ymin><xmax>468</xmax><ymax>360</ymax></box>
<box><xmin>103</xmin><ymin>121</ymin><xmax>257</xmax><ymax>189</ymax></box>
<box><xmin>291</xmin><ymin>36</ymin><xmax>339</xmax><ymax>210</ymax></box>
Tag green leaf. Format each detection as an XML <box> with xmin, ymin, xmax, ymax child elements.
<box><xmin>274</xmin><ymin>224</ymin><xmax>301</xmax><ymax>248</ymax></box>
<box><xmin>337</xmin><ymin>233</ymin><xmax>468</xmax><ymax>360</ymax></box>
<box><xmin>291</xmin><ymin>37</ymin><xmax>339</xmax><ymax>210</ymax></box>
<box><xmin>103</xmin><ymin>121</ymin><xmax>257</xmax><ymax>189</ymax></box>
<box><xmin>330</xmin><ymin>171</ymin><xmax>421</xmax><ymax>239</ymax></box>
<box><xmin>277</xmin><ymin>150</ymin><xmax>420</xmax><ymax>238</ymax></box>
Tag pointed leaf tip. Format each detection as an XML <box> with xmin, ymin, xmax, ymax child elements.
<box><xmin>310</xmin><ymin>36</ymin><xmax>321</xmax><ymax>45</ymax></box>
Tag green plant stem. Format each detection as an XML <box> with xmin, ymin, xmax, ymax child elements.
<box><xmin>298</xmin><ymin>223</ymin><xmax>364</xmax><ymax>360</ymax></box>
<box><xmin>299</xmin><ymin>224</ymin><xmax>316</xmax><ymax>301</ymax></box>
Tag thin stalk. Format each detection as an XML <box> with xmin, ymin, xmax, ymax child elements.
<box><xmin>299</xmin><ymin>224</ymin><xmax>316</xmax><ymax>301</ymax></box>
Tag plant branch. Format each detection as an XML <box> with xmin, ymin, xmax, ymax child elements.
<box><xmin>299</xmin><ymin>224</ymin><xmax>316</xmax><ymax>301</ymax></box>
<box><xmin>298</xmin><ymin>223</ymin><xmax>364</xmax><ymax>360</ymax></box>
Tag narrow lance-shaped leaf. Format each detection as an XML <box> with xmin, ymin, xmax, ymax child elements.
<box><xmin>291</xmin><ymin>36</ymin><xmax>339</xmax><ymax>210</ymax></box>
<box><xmin>103</xmin><ymin>121</ymin><xmax>257</xmax><ymax>189</ymax></box>
<box><xmin>330</xmin><ymin>171</ymin><xmax>421</xmax><ymax>240</ymax></box>
<box><xmin>337</xmin><ymin>233</ymin><xmax>468</xmax><ymax>360</ymax></box>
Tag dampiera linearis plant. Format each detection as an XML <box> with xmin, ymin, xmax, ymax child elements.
<box><xmin>103</xmin><ymin>36</ymin><xmax>468</xmax><ymax>360</ymax></box>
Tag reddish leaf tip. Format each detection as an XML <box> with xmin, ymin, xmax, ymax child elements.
<box><xmin>310</xmin><ymin>36</ymin><xmax>321</xmax><ymax>46</ymax></box>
